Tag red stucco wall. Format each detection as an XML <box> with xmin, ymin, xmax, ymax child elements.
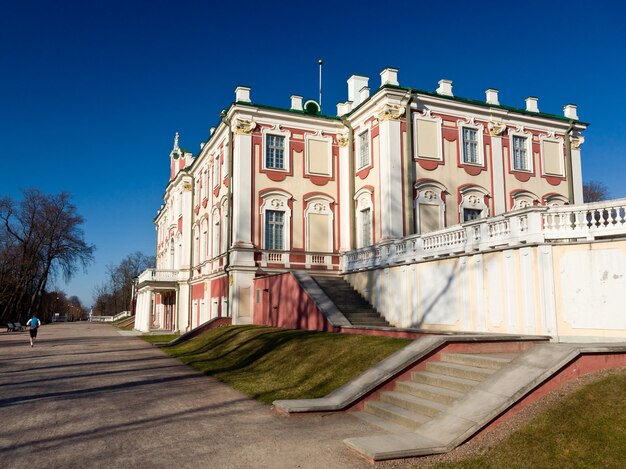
<box><xmin>253</xmin><ymin>273</ymin><xmax>336</xmax><ymax>332</ymax></box>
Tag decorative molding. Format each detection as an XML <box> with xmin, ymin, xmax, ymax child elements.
<box><xmin>336</xmin><ymin>133</ymin><xmax>349</xmax><ymax>147</ymax></box>
<box><xmin>487</xmin><ymin>121</ymin><xmax>507</xmax><ymax>136</ymax></box>
<box><xmin>377</xmin><ymin>104</ymin><xmax>405</xmax><ymax>121</ymax></box>
<box><xmin>233</xmin><ymin>118</ymin><xmax>256</xmax><ymax>135</ymax></box>
<box><xmin>571</xmin><ymin>136</ymin><xmax>585</xmax><ymax>149</ymax></box>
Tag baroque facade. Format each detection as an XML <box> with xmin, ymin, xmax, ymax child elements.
<box><xmin>134</xmin><ymin>68</ymin><xmax>587</xmax><ymax>333</ymax></box>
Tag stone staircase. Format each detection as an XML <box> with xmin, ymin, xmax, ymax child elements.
<box><xmin>311</xmin><ymin>275</ymin><xmax>390</xmax><ymax>327</ymax></box>
<box><xmin>354</xmin><ymin>352</ymin><xmax>517</xmax><ymax>433</ymax></box>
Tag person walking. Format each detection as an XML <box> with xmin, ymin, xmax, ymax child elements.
<box><xmin>26</xmin><ymin>313</ymin><xmax>41</xmax><ymax>347</ymax></box>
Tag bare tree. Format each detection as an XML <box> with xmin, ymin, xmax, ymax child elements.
<box><xmin>0</xmin><ymin>190</ymin><xmax>94</xmax><ymax>323</ymax></box>
<box><xmin>92</xmin><ymin>252</ymin><xmax>154</xmax><ymax>316</ymax></box>
<box><xmin>583</xmin><ymin>181</ymin><xmax>609</xmax><ymax>203</ymax></box>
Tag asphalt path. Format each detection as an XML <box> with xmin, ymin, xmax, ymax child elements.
<box><xmin>0</xmin><ymin>323</ymin><xmax>410</xmax><ymax>469</ymax></box>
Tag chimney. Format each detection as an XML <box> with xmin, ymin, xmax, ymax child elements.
<box><xmin>347</xmin><ymin>75</ymin><xmax>369</xmax><ymax>106</ymax></box>
<box><xmin>525</xmin><ymin>97</ymin><xmax>539</xmax><ymax>113</ymax></box>
<box><xmin>564</xmin><ymin>104</ymin><xmax>578</xmax><ymax>120</ymax></box>
<box><xmin>235</xmin><ymin>86</ymin><xmax>251</xmax><ymax>103</ymax></box>
<box><xmin>380</xmin><ymin>68</ymin><xmax>399</xmax><ymax>87</ymax></box>
<box><xmin>359</xmin><ymin>86</ymin><xmax>370</xmax><ymax>103</ymax></box>
<box><xmin>485</xmin><ymin>88</ymin><xmax>500</xmax><ymax>105</ymax></box>
<box><xmin>436</xmin><ymin>79</ymin><xmax>453</xmax><ymax>96</ymax></box>
<box><xmin>290</xmin><ymin>95</ymin><xmax>303</xmax><ymax>111</ymax></box>
<box><xmin>337</xmin><ymin>102</ymin><xmax>351</xmax><ymax>116</ymax></box>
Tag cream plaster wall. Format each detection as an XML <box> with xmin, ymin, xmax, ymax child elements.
<box><xmin>345</xmin><ymin>241</ymin><xmax>626</xmax><ymax>342</ymax></box>
<box><xmin>253</xmin><ymin>138</ymin><xmax>339</xmax><ymax>251</ymax></box>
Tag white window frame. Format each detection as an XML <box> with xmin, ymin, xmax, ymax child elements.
<box><xmin>414</xmin><ymin>181</ymin><xmax>447</xmax><ymax>235</ymax></box>
<box><xmin>356</xmin><ymin>128</ymin><xmax>371</xmax><ymax>170</ymax></box>
<box><xmin>354</xmin><ymin>188</ymin><xmax>374</xmax><ymax>248</ymax></box>
<box><xmin>413</xmin><ymin>111</ymin><xmax>443</xmax><ymax>161</ymax></box>
<box><xmin>304</xmin><ymin>134</ymin><xmax>333</xmax><ymax>177</ymax></box>
<box><xmin>510</xmin><ymin>131</ymin><xmax>533</xmax><ymax>172</ymax></box>
<box><xmin>459</xmin><ymin>122</ymin><xmax>484</xmax><ymax>165</ymax></box>
<box><xmin>512</xmin><ymin>191</ymin><xmax>540</xmax><ymax>210</ymax></box>
<box><xmin>262</xmin><ymin>127</ymin><xmax>290</xmax><ymax>172</ymax></box>
<box><xmin>260</xmin><ymin>190</ymin><xmax>292</xmax><ymax>251</ymax></box>
<box><xmin>540</xmin><ymin>136</ymin><xmax>565</xmax><ymax>176</ymax></box>
<box><xmin>459</xmin><ymin>186</ymin><xmax>490</xmax><ymax>222</ymax></box>
<box><xmin>212</xmin><ymin>152</ymin><xmax>220</xmax><ymax>187</ymax></box>
<box><xmin>543</xmin><ymin>194</ymin><xmax>568</xmax><ymax>207</ymax></box>
<box><xmin>193</xmin><ymin>226</ymin><xmax>200</xmax><ymax>265</ymax></box>
<box><xmin>200</xmin><ymin>168</ymin><xmax>207</xmax><ymax>200</ymax></box>
<box><xmin>200</xmin><ymin>218</ymin><xmax>208</xmax><ymax>262</ymax></box>
<box><xmin>211</xmin><ymin>208</ymin><xmax>220</xmax><ymax>258</ymax></box>
<box><xmin>220</xmin><ymin>197</ymin><xmax>229</xmax><ymax>253</ymax></box>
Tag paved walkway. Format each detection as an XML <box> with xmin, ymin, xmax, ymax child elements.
<box><xmin>0</xmin><ymin>323</ymin><xmax>409</xmax><ymax>469</ymax></box>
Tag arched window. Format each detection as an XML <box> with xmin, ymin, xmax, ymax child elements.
<box><xmin>459</xmin><ymin>185</ymin><xmax>490</xmax><ymax>222</ymax></box>
<box><xmin>512</xmin><ymin>190</ymin><xmax>540</xmax><ymax>210</ymax></box>
<box><xmin>211</xmin><ymin>207</ymin><xmax>220</xmax><ymax>258</ymax></box>
<box><xmin>414</xmin><ymin>181</ymin><xmax>447</xmax><ymax>234</ymax></box>
<box><xmin>543</xmin><ymin>193</ymin><xmax>568</xmax><ymax>207</ymax></box>
<box><xmin>354</xmin><ymin>188</ymin><xmax>374</xmax><ymax>248</ymax></box>
<box><xmin>260</xmin><ymin>190</ymin><xmax>292</xmax><ymax>250</ymax></box>
<box><xmin>221</xmin><ymin>197</ymin><xmax>229</xmax><ymax>253</ymax></box>
<box><xmin>200</xmin><ymin>218</ymin><xmax>208</xmax><ymax>261</ymax></box>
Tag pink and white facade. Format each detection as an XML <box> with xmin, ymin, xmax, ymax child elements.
<box><xmin>134</xmin><ymin>68</ymin><xmax>588</xmax><ymax>334</ymax></box>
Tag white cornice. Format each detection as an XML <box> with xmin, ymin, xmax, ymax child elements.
<box><xmin>413</xmin><ymin>94</ymin><xmax>587</xmax><ymax>133</ymax></box>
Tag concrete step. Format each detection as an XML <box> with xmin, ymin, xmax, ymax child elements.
<box><xmin>380</xmin><ymin>391</ymin><xmax>447</xmax><ymax>417</ymax></box>
<box><xmin>411</xmin><ymin>370</ymin><xmax>481</xmax><ymax>393</ymax></box>
<box><xmin>440</xmin><ymin>352</ymin><xmax>517</xmax><ymax>370</ymax></box>
<box><xmin>426</xmin><ymin>361</ymin><xmax>496</xmax><ymax>381</ymax></box>
<box><xmin>364</xmin><ymin>401</ymin><xmax>430</xmax><ymax>430</ymax></box>
<box><xmin>352</xmin><ymin>410</ymin><xmax>415</xmax><ymax>434</ymax></box>
<box><xmin>395</xmin><ymin>380</ymin><xmax>464</xmax><ymax>405</ymax></box>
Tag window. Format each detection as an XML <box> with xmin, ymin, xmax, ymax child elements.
<box><xmin>361</xmin><ymin>208</ymin><xmax>372</xmax><ymax>246</ymax></box>
<box><xmin>200</xmin><ymin>170</ymin><xmax>207</xmax><ymax>200</ymax></box>
<box><xmin>358</xmin><ymin>130</ymin><xmax>370</xmax><ymax>168</ymax></box>
<box><xmin>458</xmin><ymin>186</ymin><xmax>490</xmax><ymax>223</ymax></box>
<box><xmin>213</xmin><ymin>153</ymin><xmax>220</xmax><ymax>187</ymax></box>
<box><xmin>265</xmin><ymin>210</ymin><xmax>284</xmax><ymax>250</ymax></box>
<box><xmin>462</xmin><ymin>128</ymin><xmax>479</xmax><ymax>164</ymax></box>
<box><xmin>512</xmin><ymin>136</ymin><xmax>529</xmax><ymax>171</ymax></box>
<box><xmin>265</xmin><ymin>135</ymin><xmax>285</xmax><ymax>169</ymax></box>
<box><xmin>463</xmin><ymin>208</ymin><xmax>482</xmax><ymax>222</ymax></box>
<box><xmin>212</xmin><ymin>210</ymin><xmax>220</xmax><ymax>258</ymax></box>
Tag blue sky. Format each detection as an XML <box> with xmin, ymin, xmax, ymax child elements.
<box><xmin>2</xmin><ymin>0</ymin><xmax>625</xmax><ymax>306</ymax></box>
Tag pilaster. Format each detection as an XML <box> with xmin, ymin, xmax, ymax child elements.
<box><xmin>232</xmin><ymin>119</ymin><xmax>255</xmax><ymax>249</ymax></box>
<box><xmin>571</xmin><ymin>136</ymin><xmax>584</xmax><ymax>204</ymax></box>
<box><xmin>378</xmin><ymin>105</ymin><xmax>404</xmax><ymax>239</ymax></box>
<box><xmin>338</xmin><ymin>133</ymin><xmax>352</xmax><ymax>251</ymax></box>
<box><xmin>488</xmin><ymin>121</ymin><xmax>507</xmax><ymax>214</ymax></box>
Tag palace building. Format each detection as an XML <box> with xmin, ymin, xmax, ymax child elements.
<box><xmin>134</xmin><ymin>68</ymin><xmax>589</xmax><ymax>336</ymax></box>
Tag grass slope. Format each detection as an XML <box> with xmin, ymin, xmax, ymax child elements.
<box><xmin>154</xmin><ymin>325</ymin><xmax>410</xmax><ymax>404</ymax></box>
<box><xmin>433</xmin><ymin>371</ymin><xmax>626</xmax><ymax>469</ymax></box>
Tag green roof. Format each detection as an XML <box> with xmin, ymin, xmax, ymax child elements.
<box><xmin>378</xmin><ymin>84</ymin><xmax>589</xmax><ymax>125</ymax></box>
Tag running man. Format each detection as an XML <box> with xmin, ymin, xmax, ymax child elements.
<box><xmin>26</xmin><ymin>313</ymin><xmax>41</xmax><ymax>347</ymax></box>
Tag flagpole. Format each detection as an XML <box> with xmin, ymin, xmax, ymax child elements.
<box><xmin>318</xmin><ymin>59</ymin><xmax>323</xmax><ymax>113</ymax></box>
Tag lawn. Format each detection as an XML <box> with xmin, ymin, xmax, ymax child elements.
<box><xmin>155</xmin><ymin>325</ymin><xmax>411</xmax><ymax>404</ymax></box>
<box><xmin>141</xmin><ymin>334</ymin><xmax>180</xmax><ymax>344</ymax></box>
<box><xmin>432</xmin><ymin>371</ymin><xmax>626</xmax><ymax>469</ymax></box>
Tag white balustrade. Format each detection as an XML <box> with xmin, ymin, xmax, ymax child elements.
<box><xmin>342</xmin><ymin>199</ymin><xmax>626</xmax><ymax>273</ymax></box>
